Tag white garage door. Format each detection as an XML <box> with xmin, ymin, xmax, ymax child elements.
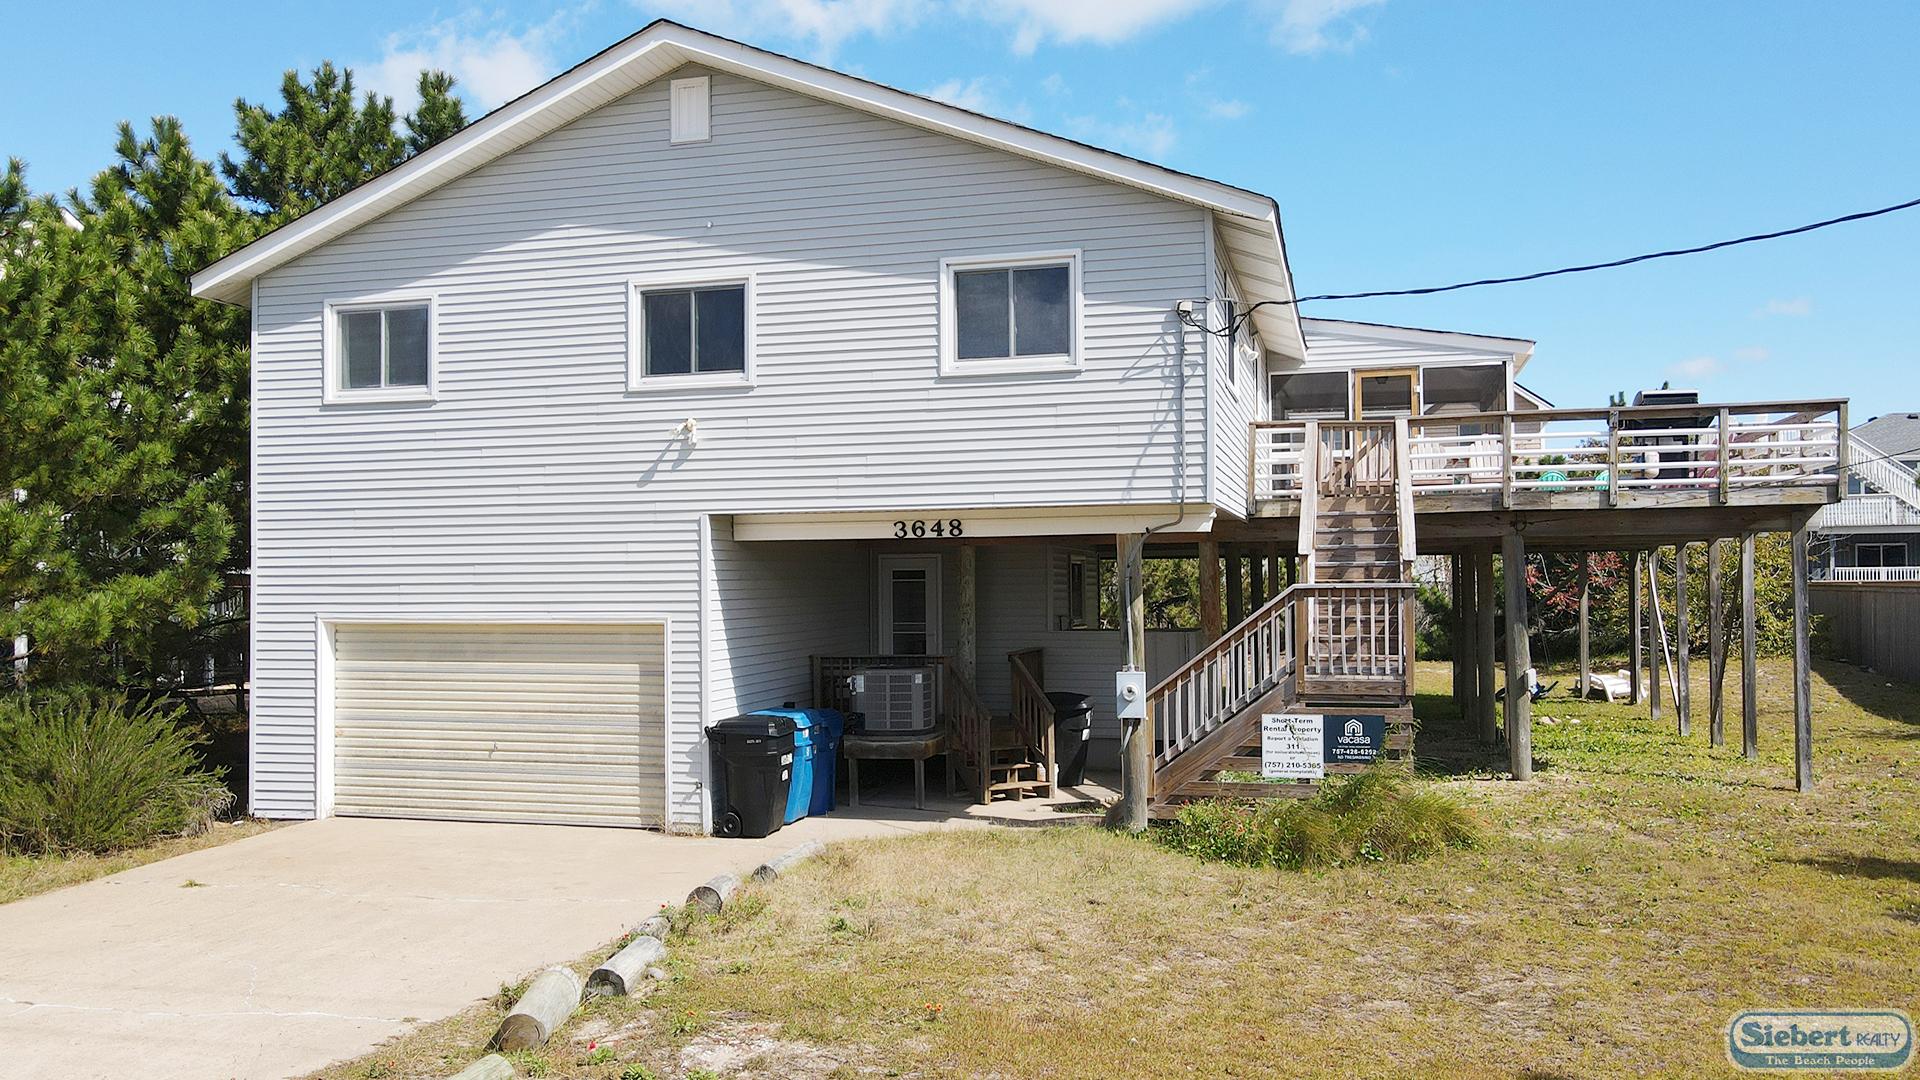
<box><xmin>332</xmin><ymin>623</ymin><xmax>666</xmax><ymax>827</ymax></box>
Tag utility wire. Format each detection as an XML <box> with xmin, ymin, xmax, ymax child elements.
<box><xmin>1194</xmin><ymin>193</ymin><xmax>1920</xmax><ymax>338</ymax></box>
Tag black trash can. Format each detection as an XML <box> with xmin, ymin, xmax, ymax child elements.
<box><xmin>707</xmin><ymin>713</ymin><xmax>796</xmax><ymax>838</ymax></box>
<box><xmin>1046</xmin><ymin>692</ymin><xmax>1094</xmax><ymax>788</ymax></box>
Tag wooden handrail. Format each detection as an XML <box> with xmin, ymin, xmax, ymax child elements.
<box><xmin>940</xmin><ymin>657</ymin><xmax>994</xmax><ymax>804</ymax></box>
<box><xmin>1008</xmin><ymin>649</ymin><xmax>1056</xmax><ymax>792</ymax></box>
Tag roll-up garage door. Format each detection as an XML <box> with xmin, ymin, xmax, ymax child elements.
<box><xmin>331</xmin><ymin>623</ymin><xmax>666</xmax><ymax>827</ymax></box>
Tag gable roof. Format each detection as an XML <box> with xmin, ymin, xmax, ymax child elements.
<box><xmin>1300</xmin><ymin>317</ymin><xmax>1536</xmax><ymax>372</ymax></box>
<box><xmin>1854</xmin><ymin>412</ymin><xmax>1920</xmax><ymax>457</ymax></box>
<box><xmin>189</xmin><ymin>20</ymin><xmax>1305</xmax><ymax>355</ymax></box>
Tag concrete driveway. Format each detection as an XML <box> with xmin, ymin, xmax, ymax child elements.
<box><xmin>0</xmin><ymin>812</ymin><xmax>948</xmax><ymax>1080</ymax></box>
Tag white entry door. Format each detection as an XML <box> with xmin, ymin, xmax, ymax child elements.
<box><xmin>877</xmin><ymin>555</ymin><xmax>942</xmax><ymax>656</ymax></box>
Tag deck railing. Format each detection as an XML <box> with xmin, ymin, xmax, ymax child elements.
<box><xmin>1149</xmin><ymin>589</ymin><xmax>1294</xmax><ymax>772</ymax></box>
<box><xmin>1252</xmin><ymin>399</ymin><xmax>1846</xmax><ymax>504</ymax></box>
<box><xmin>1814</xmin><ymin>566</ymin><xmax>1920</xmax><ymax>583</ymax></box>
<box><xmin>1146</xmin><ymin>580</ymin><xmax>1416</xmax><ymax>774</ymax></box>
<box><xmin>1295</xmin><ymin>583</ymin><xmax>1416</xmax><ymax>685</ymax></box>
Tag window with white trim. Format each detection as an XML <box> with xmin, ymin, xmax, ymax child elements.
<box><xmin>328</xmin><ymin>301</ymin><xmax>433</xmax><ymax>400</ymax></box>
<box><xmin>941</xmin><ymin>252</ymin><xmax>1080</xmax><ymax>374</ymax></box>
<box><xmin>1856</xmin><ymin>542</ymin><xmax>1908</xmax><ymax>568</ymax></box>
<box><xmin>628</xmin><ymin>278</ymin><xmax>752</xmax><ymax>388</ymax></box>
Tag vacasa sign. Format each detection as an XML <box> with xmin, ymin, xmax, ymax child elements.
<box><xmin>1727</xmin><ymin>1010</ymin><xmax>1913</xmax><ymax>1071</ymax></box>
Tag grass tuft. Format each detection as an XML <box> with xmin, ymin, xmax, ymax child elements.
<box><xmin>1154</xmin><ymin>764</ymin><xmax>1481</xmax><ymax>869</ymax></box>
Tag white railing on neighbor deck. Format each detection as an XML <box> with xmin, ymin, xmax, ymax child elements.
<box><xmin>1251</xmin><ymin>399</ymin><xmax>1847</xmax><ymax>504</ymax></box>
<box><xmin>1814</xmin><ymin>566</ymin><xmax>1920</xmax><ymax>583</ymax></box>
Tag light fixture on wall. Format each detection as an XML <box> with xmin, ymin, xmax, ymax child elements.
<box><xmin>673</xmin><ymin>417</ymin><xmax>699</xmax><ymax>447</ymax></box>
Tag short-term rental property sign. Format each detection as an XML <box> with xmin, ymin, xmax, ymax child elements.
<box><xmin>1261</xmin><ymin>714</ymin><xmax>1323</xmax><ymax>779</ymax></box>
<box><xmin>1262</xmin><ymin>713</ymin><xmax>1387</xmax><ymax>779</ymax></box>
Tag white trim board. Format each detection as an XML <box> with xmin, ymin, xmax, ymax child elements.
<box><xmin>731</xmin><ymin>503</ymin><xmax>1217</xmax><ymax>541</ymax></box>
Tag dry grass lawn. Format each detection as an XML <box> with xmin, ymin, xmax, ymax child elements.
<box><xmin>311</xmin><ymin>657</ymin><xmax>1920</xmax><ymax>1079</ymax></box>
<box><xmin>0</xmin><ymin>818</ymin><xmax>278</xmax><ymax>905</ymax></box>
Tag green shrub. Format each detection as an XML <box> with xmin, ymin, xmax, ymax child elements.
<box><xmin>0</xmin><ymin>689</ymin><xmax>233</xmax><ymax>855</ymax></box>
<box><xmin>1154</xmin><ymin>766</ymin><xmax>1480</xmax><ymax>870</ymax></box>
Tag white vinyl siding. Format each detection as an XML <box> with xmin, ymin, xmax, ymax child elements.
<box><xmin>1206</xmin><ymin>226</ymin><xmax>1263</xmax><ymax>519</ymax></box>
<box><xmin>330</xmin><ymin>623</ymin><xmax>666</xmax><ymax>827</ymax></box>
<box><xmin>248</xmin><ymin>68</ymin><xmax>1209</xmax><ymax>825</ymax></box>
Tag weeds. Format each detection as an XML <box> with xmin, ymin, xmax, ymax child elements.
<box><xmin>1153</xmin><ymin>765</ymin><xmax>1480</xmax><ymax>869</ymax></box>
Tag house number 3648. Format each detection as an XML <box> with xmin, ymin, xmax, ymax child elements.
<box><xmin>893</xmin><ymin>519</ymin><xmax>964</xmax><ymax>538</ymax></box>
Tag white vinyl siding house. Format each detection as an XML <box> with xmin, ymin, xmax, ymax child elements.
<box><xmin>236</xmin><ymin>55</ymin><xmax>1273</xmax><ymax>827</ymax></box>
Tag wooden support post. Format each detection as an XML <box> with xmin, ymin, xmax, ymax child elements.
<box><xmin>1792</xmin><ymin>527</ymin><xmax>1813</xmax><ymax>793</ymax></box>
<box><xmin>1248</xmin><ymin>546</ymin><xmax>1266</xmax><ymax>605</ymax></box>
<box><xmin>1577</xmin><ymin>554</ymin><xmax>1591</xmax><ymax>702</ymax></box>
<box><xmin>1225</xmin><ymin>544</ymin><xmax>1245</xmax><ymax>626</ymax></box>
<box><xmin>1708</xmin><ymin>538</ymin><xmax>1727</xmax><ymax>748</ymax></box>
<box><xmin>1459</xmin><ymin>553</ymin><xmax>1474</xmax><ymax>722</ymax></box>
<box><xmin>1269</xmin><ymin>546</ymin><xmax>1284</xmax><ymax>596</ymax></box>
<box><xmin>1198</xmin><ymin>538</ymin><xmax>1224</xmax><ymax>640</ymax></box>
<box><xmin>956</xmin><ymin>544</ymin><xmax>977</xmax><ymax>686</ymax></box>
<box><xmin>1114</xmin><ymin>531</ymin><xmax>1149</xmax><ymax>831</ymax></box>
<box><xmin>1675</xmin><ymin>542</ymin><xmax>1691</xmax><ymax>737</ymax></box>
<box><xmin>1630</xmin><ymin>552</ymin><xmax>1645</xmax><ymax>704</ymax></box>
<box><xmin>1503</xmin><ymin>532</ymin><xmax>1532</xmax><ymax>779</ymax></box>
<box><xmin>1740</xmin><ymin>533</ymin><xmax>1759</xmax><ymax>759</ymax></box>
<box><xmin>1450</xmin><ymin>555</ymin><xmax>1465</xmax><ymax>707</ymax></box>
<box><xmin>1648</xmin><ymin>549</ymin><xmax>1663</xmax><ymax>724</ymax></box>
<box><xmin>1476</xmin><ymin>545</ymin><xmax>1498</xmax><ymax>744</ymax></box>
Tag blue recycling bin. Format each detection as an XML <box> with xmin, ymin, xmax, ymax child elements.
<box><xmin>751</xmin><ymin>707</ymin><xmax>845</xmax><ymax>821</ymax></box>
<box><xmin>804</xmin><ymin>708</ymin><xmax>846</xmax><ymax>815</ymax></box>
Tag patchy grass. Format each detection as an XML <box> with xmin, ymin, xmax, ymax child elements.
<box><xmin>1156</xmin><ymin>765</ymin><xmax>1481</xmax><ymax>868</ymax></box>
<box><xmin>308</xmin><ymin>657</ymin><xmax>1920</xmax><ymax>1079</ymax></box>
<box><xmin>0</xmin><ymin>818</ymin><xmax>277</xmax><ymax>905</ymax></box>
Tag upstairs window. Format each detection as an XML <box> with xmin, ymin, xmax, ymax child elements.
<box><xmin>941</xmin><ymin>252</ymin><xmax>1080</xmax><ymax>374</ymax></box>
<box><xmin>326</xmin><ymin>300</ymin><xmax>433</xmax><ymax>402</ymax></box>
<box><xmin>629</xmin><ymin>278</ymin><xmax>753</xmax><ymax>390</ymax></box>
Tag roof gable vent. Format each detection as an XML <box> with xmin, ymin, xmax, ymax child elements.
<box><xmin>670</xmin><ymin>75</ymin><xmax>710</xmax><ymax>144</ymax></box>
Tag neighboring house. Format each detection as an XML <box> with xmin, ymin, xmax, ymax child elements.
<box><xmin>190</xmin><ymin>21</ymin><xmax>1846</xmax><ymax>832</ymax></box>
<box><xmin>1809</xmin><ymin>412</ymin><xmax>1920</xmax><ymax>580</ymax></box>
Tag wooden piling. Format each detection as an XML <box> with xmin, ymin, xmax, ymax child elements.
<box><xmin>1675</xmin><ymin>542</ymin><xmax>1691</xmax><ymax>737</ymax></box>
<box><xmin>1198</xmin><ymin>538</ymin><xmax>1224</xmax><ymax>642</ymax></box>
<box><xmin>1708</xmin><ymin>538</ymin><xmax>1727</xmax><ymax>748</ymax></box>
<box><xmin>1476</xmin><ymin>545</ymin><xmax>1499</xmax><ymax>744</ymax></box>
<box><xmin>1577</xmin><ymin>554</ymin><xmax>1591</xmax><ymax>702</ymax></box>
<box><xmin>1630</xmin><ymin>551</ymin><xmax>1645</xmax><ymax>704</ymax></box>
<box><xmin>1225</xmin><ymin>544</ymin><xmax>1244</xmax><ymax>626</ymax></box>
<box><xmin>1114</xmin><ymin>531</ymin><xmax>1149</xmax><ymax>831</ymax></box>
<box><xmin>1740</xmin><ymin>533</ymin><xmax>1759</xmax><ymax>759</ymax></box>
<box><xmin>1648</xmin><ymin>549</ymin><xmax>1662</xmax><ymax>723</ymax></box>
<box><xmin>1503</xmin><ymin>532</ymin><xmax>1532</xmax><ymax>779</ymax></box>
<box><xmin>1792</xmin><ymin>527</ymin><xmax>1813</xmax><ymax>792</ymax></box>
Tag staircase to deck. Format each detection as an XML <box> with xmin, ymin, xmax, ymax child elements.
<box><xmin>1149</xmin><ymin>419</ymin><xmax>1418</xmax><ymax>816</ymax></box>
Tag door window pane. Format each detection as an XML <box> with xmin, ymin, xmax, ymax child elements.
<box><xmin>954</xmin><ymin>269</ymin><xmax>1010</xmax><ymax>359</ymax></box>
<box><xmin>342</xmin><ymin>311</ymin><xmax>384</xmax><ymax>389</ymax></box>
<box><xmin>890</xmin><ymin>569</ymin><xmax>929</xmax><ymax>654</ymax></box>
<box><xmin>1011</xmin><ymin>265</ymin><xmax>1070</xmax><ymax>356</ymax></box>
<box><xmin>694</xmin><ymin>287</ymin><xmax>746</xmax><ymax>372</ymax></box>
<box><xmin>1358</xmin><ymin>373</ymin><xmax>1416</xmax><ymax>416</ymax></box>
<box><xmin>384</xmin><ymin>306</ymin><xmax>430</xmax><ymax>387</ymax></box>
<box><xmin>644</xmin><ymin>291</ymin><xmax>693</xmax><ymax>375</ymax></box>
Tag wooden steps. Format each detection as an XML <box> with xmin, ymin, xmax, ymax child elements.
<box><xmin>1146</xmin><ymin>418</ymin><xmax>1419</xmax><ymax>818</ymax></box>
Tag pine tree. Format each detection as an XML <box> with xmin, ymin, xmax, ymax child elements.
<box><xmin>4</xmin><ymin>61</ymin><xmax>469</xmax><ymax>687</ymax></box>
<box><xmin>406</xmin><ymin>72</ymin><xmax>469</xmax><ymax>154</ymax></box>
<box><xmin>221</xmin><ymin>63</ymin><xmax>468</xmax><ymax>221</ymax></box>
<box><xmin>0</xmin><ymin>124</ymin><xmax>253</xmax><ymax>684</ymax></box>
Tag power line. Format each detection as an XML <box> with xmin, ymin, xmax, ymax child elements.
<box><xmin>1196</xmin><ymin>193</ymin><xmax>1920</xmax><ymax>338</ymax></box>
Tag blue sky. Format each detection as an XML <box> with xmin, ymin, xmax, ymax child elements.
<box><xmin>6</xmin><ymin>1</ymin><xmax>1917</xmax><ymax>411</ymax></box>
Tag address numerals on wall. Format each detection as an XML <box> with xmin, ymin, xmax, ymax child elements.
<box><xmin>892</xmin><ymin>519</ymin><xmax>965</xmax><ymax>538</ymax></box>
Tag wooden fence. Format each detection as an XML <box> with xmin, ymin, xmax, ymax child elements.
<box><xmin>1810</xmin><ymin>582</ymin><xmax>1920</xmax><ymax>684</ymax></box>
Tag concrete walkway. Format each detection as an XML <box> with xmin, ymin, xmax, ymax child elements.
<box><xmin>0</xmin><ymin>811</ymin><xmax>963</xmax><ymax>1080</ymax></box>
